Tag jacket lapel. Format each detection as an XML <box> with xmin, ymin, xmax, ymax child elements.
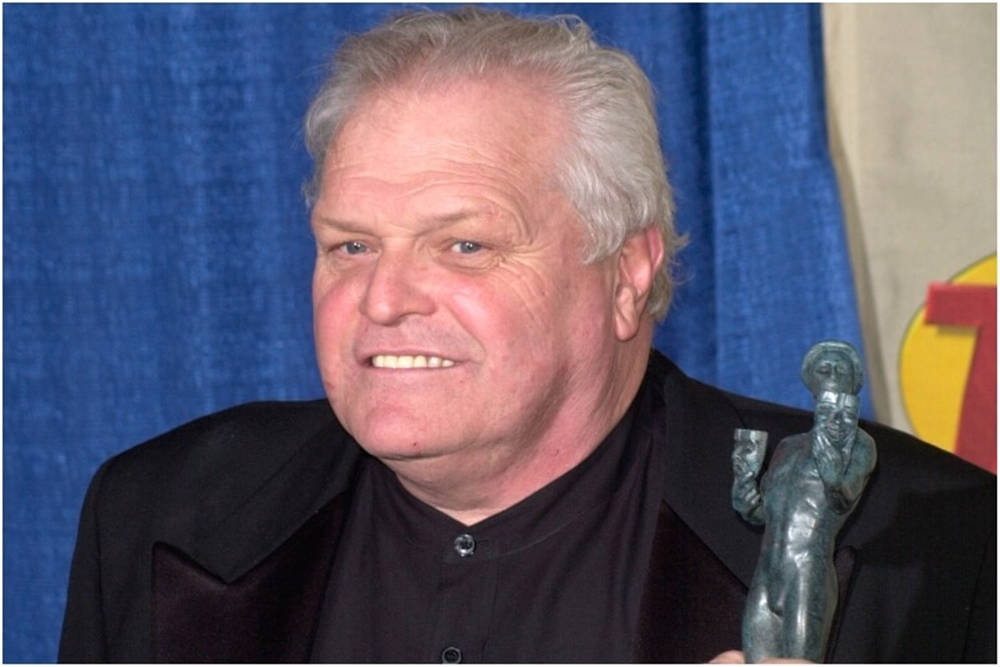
<box><xmin>151</xmin><ymin>495</ymin><xmax>349</xmax><ymax>662</ymax></box>
<box><xmin>652</xmin><ymin>354</ymin><xmax>765</xmax><ymax>585</ymax></box>
<box><xmin>150</xmin><ymin>419</ymin><xmax>364</xmax><ymax>662</ymax></box>
<box><xmin>633</xmin><ymin>501</ymin><xmax>747</xmax><ymax>661</ymax></box>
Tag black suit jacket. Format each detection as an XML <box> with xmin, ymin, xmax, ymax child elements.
<box><xmin>59</xmin><ymin>353</ymin><xmax>996</xmax><ymax>662</ymax></box>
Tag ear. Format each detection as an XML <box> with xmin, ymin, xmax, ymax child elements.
<box><xmin>613</xmin><ymin>226</ymin><xmax>665</xmax><ymax>341</ymax></box>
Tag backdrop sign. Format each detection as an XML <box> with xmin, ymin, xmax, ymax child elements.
<box><xmin>899</xmin><ymin>254</ymin><xmax>997</xmax><ymax>472</ymax></box>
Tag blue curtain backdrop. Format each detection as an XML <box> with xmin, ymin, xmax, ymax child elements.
<box><xmin>3</xmin><ymin>4</ymin><xmax>866</xmax><ymax>661</ymax></box>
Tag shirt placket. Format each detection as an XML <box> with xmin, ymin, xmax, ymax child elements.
<box><xmin>428</xmin><ymin>532</ymin><xmax>498</xmax><ymax>663</ymax></box>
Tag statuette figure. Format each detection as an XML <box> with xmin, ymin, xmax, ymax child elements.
<box><xmin>732</xmin><ymin>341</ymin><xmax>877</xmax><ymax>662</ymax></box>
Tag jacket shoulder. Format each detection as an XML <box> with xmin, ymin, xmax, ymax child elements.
<box><xmin>106</xmin><ymin>399</ymin><xmax>342</xmax><ymax>481</ymax></box>
<box><xmin>92</xmin><ymin>399</ymin><xmax>361</xmax><ymax>554</ymax></box>
<box><xmin>62</xmin><ymin>399</ymin><xmax>361</xmax><ymax>661</ymax></box>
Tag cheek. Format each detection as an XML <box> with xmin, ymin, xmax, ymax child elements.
<box><xmin>448</xmin><ymin>286</ymin><xmax>527</xmax><ymax>366</ymax></box>
<box><xmin>313</xmin><ymin>270</ymin><xmax>360</xmax><ymax>353</ymax></box>
<box><xmin>445</xmin><ymin>268</ymin><xmax>613</xmax><ymax>384</ymax></box>
<box><xmin>447</xmin><ymin>273</ymin><xmax>566</xmax><ymax>360</ymax></box>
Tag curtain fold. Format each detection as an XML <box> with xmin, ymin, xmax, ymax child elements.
<box><xmin>3</xmin><ymin>4</ymin><xmax>863</xmax><ymax>661</ymax></box>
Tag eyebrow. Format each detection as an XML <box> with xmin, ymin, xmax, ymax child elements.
<box><xmin>310</xmin><ymin>216</ymin><xmax>364</xmax><ymax>234</ymax></box>
<box><xmin>421</xmin><ymin>208</ymin><xmax>482</xmax><ymax>226</ymax></box>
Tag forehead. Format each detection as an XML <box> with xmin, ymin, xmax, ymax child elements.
<box><xmin>325</xmin><ymin>75</ymin><xmax>566</xmax><ymax>183</ymax></box>
<box><xmin>816</xmin><ymin>350</ymin><xmax>851</xmax><ymax>366</ymax></box>
<box><xmin>811</xmin><ymin>350</ymin><xmax>855</xmax><ymax>379</ymax></box>
<box><xmin>313</xmin><ymin>75</ymin><xmax>581</xmax><ymax>243</ymax></box>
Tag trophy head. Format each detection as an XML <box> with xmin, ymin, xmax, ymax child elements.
<box><xmin>801</xmin><ymin>340</ymin><xmax>864</xmax><ymax>398</ymax></box>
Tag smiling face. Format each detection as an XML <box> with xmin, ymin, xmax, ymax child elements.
<box><xmin>310</xmin><ymin>76</ymin><xmax>657</xmax><ymax>508</ymax></box>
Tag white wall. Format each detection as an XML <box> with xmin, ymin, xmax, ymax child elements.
<box><xmin>822</xmin><ymin>3</ymin><xmax>996</xmax><ymax>433</ymax></box>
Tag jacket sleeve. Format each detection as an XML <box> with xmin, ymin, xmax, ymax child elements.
<box><xmin>58</xmin><ymin>462</ymin><xmax>110</xmax><ymax>662</ymax></box>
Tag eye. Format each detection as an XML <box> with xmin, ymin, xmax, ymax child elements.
<box><xmin>339</xmin><ymin>241</ymin><xmax>369</xmax><ymax>255</ymax></box>
<box><xmin>451</xmin><ymin>240</ymin><xmax>483</xmax><ymax>254</ymax></box>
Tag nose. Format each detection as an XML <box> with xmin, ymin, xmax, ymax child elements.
<box><xmin>360</xmin><ymin>249</ymin><xmax>436</xmax><ymax>325</ymax></box>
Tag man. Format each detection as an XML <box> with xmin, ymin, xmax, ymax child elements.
<box><xmin>732</xmin><ymin>342</ymin><xmax>877</xmax><ymax>662</ymax></box>
<box><xmin>59</xmin><ymin>8</ymin><xmax>994</xmax><ymax>663</ymax></box>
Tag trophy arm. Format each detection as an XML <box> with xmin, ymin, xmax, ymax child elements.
<box><xmin>812</xmin><ymin>429</ymin><xmax>844</xmax><ymax>482</ymax></box>
<box><xmin>834</xmin><ymin>430</ymin><xmax>877</xmax><ymax>511</ymax></box>
<box><xmin>732</xmin><ymin>476</ymin><xmax>765</xmax><ymax>525</ymax></box>
<box><xmin>819</xmin><ymin>430</ymin><xmax>877</xmax><ymax>513</ymax></box>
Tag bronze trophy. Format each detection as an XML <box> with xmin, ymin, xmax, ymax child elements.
<box><xmin>731</xmin><ymin>341</ymin><xmax>877</xmax><ymax>662</ymax></box>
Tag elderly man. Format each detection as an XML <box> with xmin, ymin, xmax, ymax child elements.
<box><xmin>60</xmin><ymin>8</ymin><xmax>994</xmax><ymax>663</ymax></box>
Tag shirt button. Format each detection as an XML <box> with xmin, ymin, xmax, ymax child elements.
<box><xmin>441</xmin><ymin>646</ymin><xmax>462</xmax><ymax>663</ymax></box>
<box><xmin>453</xmin><ymin>533</ymin><xmax>475</xmax><ymax>557</ymax></box>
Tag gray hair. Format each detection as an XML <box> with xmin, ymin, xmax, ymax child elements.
<box><xmin>304</xmin><ymin>6</ymin><xmax>684</xmax><ymax>319</ymax></box>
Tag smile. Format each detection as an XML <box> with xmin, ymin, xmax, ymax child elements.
<box><xmin>371</xmin><ymin>354</ymin><xmax>456</xmax><ymax>369</ymax></box>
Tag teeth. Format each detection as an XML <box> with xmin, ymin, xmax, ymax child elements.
<box><xmin>372</xmin><ymin>354</ymin><xmax>456</xmax><ymax>369</ymax></box>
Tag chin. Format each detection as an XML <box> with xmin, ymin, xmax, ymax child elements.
<box><xmin>340</xmin><ymin>406</ymin><xmax>459</xmax><ymax>462</ymax></box>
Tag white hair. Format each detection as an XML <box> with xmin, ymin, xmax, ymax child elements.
<box><xmin>304</xmin><ymin>7</ymin><xmax>684</xmax><ymax>319</ymax></box>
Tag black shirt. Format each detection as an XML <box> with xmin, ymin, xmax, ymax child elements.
<box><xmin>311</xmin><ymin>376</ymin><xmax>665</xmax><ymax>662</ymax></box>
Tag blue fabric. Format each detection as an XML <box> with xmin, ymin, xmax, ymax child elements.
<box><xmin>3</xmin><ymin>4</ymin><xmax>866</xmax><ymax>661</ymax></box>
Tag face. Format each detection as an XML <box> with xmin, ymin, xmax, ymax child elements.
<box><xmin>732</xmin><ymin>429</ymin><xmax>767</xmax><ymax>478</ymax></box>
<box><xmin>814</xmin><ymin>391</ymin><xmax>860</xmax><ymax>444</ymax></box>
<box><xmin>808</xmin><ymin>350</ymin><xmax>856</xmax><ymax>396</ymax></box>
<box><xmin>310</xmin><ymin>78</ymin><xmax>633</xmax><ymax>472</ymax></box>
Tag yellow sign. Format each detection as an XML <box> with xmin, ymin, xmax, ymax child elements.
<box><xmin>899</xmin><ymin>254</ymin><xmax>996</xmax><ymax>470</ymax></box>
